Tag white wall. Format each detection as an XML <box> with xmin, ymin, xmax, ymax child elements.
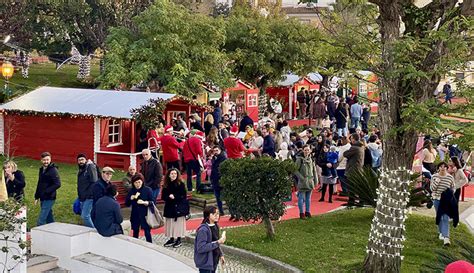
<box><xmin>31</xmin><ymin>223</ymin><xmax>196</xmax><ymax>273</ymax></box>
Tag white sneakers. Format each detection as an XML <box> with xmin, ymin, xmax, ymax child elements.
<box><xmin>438</xmin><ymin>233</ymin><xmax>444</xmax><ymax>240</ymax></box>
<box><xmin>443</xmin><ymin>237</ymin><xmax>451</xmax><ymax>246</ymax></box>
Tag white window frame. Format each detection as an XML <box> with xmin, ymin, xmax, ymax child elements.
<box><xmin>107</xmin><ymin>119</ymin><xmax>122</xmax><ymax>147</ymax></box>
<box><xmin>247</xmin><ymin>94</ymin><xmax>258</xmax><ymax>107</ymax></box>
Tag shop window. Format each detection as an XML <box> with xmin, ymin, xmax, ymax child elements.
<box><xmin>108</xmin><ymin>120</ymin><xmax>121</xmax><ymax>144</ymax></box>
<box><xmin>247</xmin><ymin>94</ymin><xmax>258</xmax><ymax>107</ymax></box>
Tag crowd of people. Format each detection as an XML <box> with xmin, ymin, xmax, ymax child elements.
<box><xmin>2</xmin><ymin>87</ymin><xmax>472</xmax><ymax>272</ymax></box>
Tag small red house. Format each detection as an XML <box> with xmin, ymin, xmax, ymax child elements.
<box><xmin>266</xmin><ymin>74</ymin><xmax>321</xmax><ymax>119</ymax></box>
<box><xmin>0</xmin><ymin>87</ymin><xmax>205</xmax><ymax>170</ymax></box>
<box><xmin>223</xmin><ymin>80</ymin><xmax>259</xmax><ymax>122</ymax></box>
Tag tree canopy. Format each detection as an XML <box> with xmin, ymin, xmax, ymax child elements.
<box><xmin>224</xmin><ymin>7</ymin><xmax>322</xmax><ymax>88</ymax></box>
<box><xmin>99</xmin><ymin>0</ymin><xmax>233</xmax><ymax>95</ymax></box>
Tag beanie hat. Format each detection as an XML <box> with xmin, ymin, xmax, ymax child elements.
<box><xmin>77</xmin><ymin>153</ymin><xmax>87</xmax><ymax>160</ymax></box>
<box><xmin>230</xmin><ymin>125</ymin><xmax>239</xmax><ymax>135</ymax></box>
<box><xmin>164</xmin><ymin>125</ymin><xmax>173</xmax><ymax>132</ymax></box>
<box><xmin>131</xmin><ymin>173</ymin><xmax>145</xmax><ymax>183</ymax></box>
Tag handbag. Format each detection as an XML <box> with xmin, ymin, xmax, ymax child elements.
<box><xmin>146</xmin><ymin>202</ymin><xmax>165</xmax><ymax>229</ymax></box>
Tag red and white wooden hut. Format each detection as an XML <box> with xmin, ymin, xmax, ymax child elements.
<box><xmin>222</xmin><ymin>80</ymin><xmax>259</xmax><ymax>122</ymax></box>
<box><xmin>0</xmin><ymin>87</ymin><xmax>206</xmax><ymax>170</ymax></box>
<box><xmin>265</xmin><ymin>73</ymin><xmax>321</xmax><ymax>119</ymax></box>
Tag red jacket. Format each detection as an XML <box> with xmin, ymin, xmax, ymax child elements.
<box><xmin>224</xmin><ymin>137</ymin><xmax>245</xmax><ymax>159</ymax></box>
<box><xmin>183</xmin><ymin>136</ymin><xmax>204</xmax><ymax>163</ymax></box>
<box><xmin>160</xmin><ymin>134</ymin><xmax>184</xmax><ymax>163</ymax></box>
<box><xmin>147</xmin><ymin>129</ymin><xmax>160</xmax><ymax>148</ymax></box>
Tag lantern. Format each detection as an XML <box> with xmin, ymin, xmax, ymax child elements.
<box><xmin>2</xmin><ymin>61</ymin><xmax>14</xmax><ymax>79</ymax></box>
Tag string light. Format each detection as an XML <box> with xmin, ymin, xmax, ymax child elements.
<box><xmin>366</xmin><ymin>168</ymin><xmax>411</xmax><ymax>262</ymax></box>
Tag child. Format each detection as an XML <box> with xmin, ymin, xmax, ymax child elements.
<box><xmin>322</xmin><ymin>115</ymin><xmax>331</xmax><ymax>130</ymax></box>
<box><xmin>327</xmin><ymin>146</ymin><xmax>338</xmax><ymax>178</ymax></box>
<box><xmin>277</xmin><ymin>142</ymin><xmax>290</xmax><ymax>160</ymax></box>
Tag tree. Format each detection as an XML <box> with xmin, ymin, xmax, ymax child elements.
<box><xmin>32</xmin><ymin>1</ymin><xmax>154</xmax><ymax>56</ymax></box>
<box><xmin>224</xmin><ymin>7</ymin><xmax>322</xmax><ymax>89</ymax></box>
<box><xmin>219</xmin><ymin>157</ymin><xmax>295</xmax><ymax>239</ymax></box>
<box><xmin>99</xmin><ymin>0</ymin><xmax>233</xmax><ymax>95</ymax></box>
<box><xmin>307</xmin><ymin>1</ymin><xmax>473</xmax><ymax>272</ymax></box>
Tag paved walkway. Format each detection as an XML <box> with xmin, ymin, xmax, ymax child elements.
<box><xmin>150</xmin><ymin>233</ymin><xmax>274</xmax><ymax>273</ymax></box>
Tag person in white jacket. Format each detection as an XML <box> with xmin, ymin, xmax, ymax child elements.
<box><xmin>336</xmin><ymin>136</ymin><xmax>352</xmax><ymax>196</ymax></box>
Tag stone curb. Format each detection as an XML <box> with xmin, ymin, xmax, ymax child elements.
<box><xmin>459</xmin><ymin>204</ymin><xmax>474</xmax><ymax>235</ymax></box>
<box><xmin>184</xmin><ymin>235</ymin><xmax>303</xmax><ymax>273</ymax></box>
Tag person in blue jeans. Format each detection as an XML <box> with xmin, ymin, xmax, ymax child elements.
<box><xmin>210</xmin><ymin>146</ymin><xmax>227</xmax><ymax>215</ymax></box>
<box><xmin>294</xmin><ymin>145</ymin><xmax>317</xmax><ymax>219</ymax></box>
<box><xmin>350</xmin><ymin>98</ymin><xmax>363</xmax><ymax>129</ymax></box>
<box><xmin>34</xmin><ymin>152</ymin><xmax>61</xmax><ymax>226</ymax></box>
<box><xmin>76</xmin><ymin>153</ymin><xmax>98</xmax><ymax>228</ymax></box>
<box><xmin>140</xmin><ymin>149</ymin><xmax>163</xmax><ymax>203</ymax></box>
<box><xmin>430</xmin><ymin>162</ymin><xmax>455</xmax><ymax>246</ymax></box>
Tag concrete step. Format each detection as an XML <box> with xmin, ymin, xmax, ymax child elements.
<box><xmin>43</xmin><ymin>267</ymin><xmax>70</xmax><ymax>273</ymax></box>
<box><xmin>72</xmin><ymin>252</ymin><xmax>148</xmax><ymax>273</ymax></box>
<box><xmin>27</xmin><ymin>255</ymin><xmax>59</xmax><ymax>273</ymax></box>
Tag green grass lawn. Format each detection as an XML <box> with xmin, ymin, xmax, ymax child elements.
<box><xmin>224</xmin><ymin>208</ymin><xmax>474</xmax><ymax>273</ymax></box>
<box><xmin>7</xmin><ymin>156</ymin><xmax>124</xmax><ymax>229</ymax></box>
<box><xmin>5</xmin><ymin>63</ymin><xmax>100</xmax><ymax>99</ymax></box>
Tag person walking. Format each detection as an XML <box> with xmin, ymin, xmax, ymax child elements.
<box><xmin>162</xmin><ymin>168</ymin><xmax>187</xmax><ymax>248</ymax></box>
<box><xmin>92</xmin><ymin>184</ymin><xmax>123</xmax><ymax>237</ymax></box>
<box><xmin>141</xmin><ymin>148</ymin><xmax>163</xmax><ymax>202</ymax></box>
<box><xmin>294</xmin><ymin>145</ymin><xmax>317</xmax><ymax>219</ymax></box>
<box><xmin>34</xmin><ymin>152</ymin><xmax>61</xmax><ymax>226</ymax></box>
<box><xmin>76</xmin><ymin>153</ymin><xmax>98</xmax><ymax>228</ymax></box>
<box><xmin>449</xmin><ymin>156</ymin><xmax>468</xmax><ymax>202</ymax></box>
<box><xmin>210</xmin><ymin>146</ymin><xmax>227</xmax><ymax>215</ymax></box>
<box><xmin>343</xmin><ymin>134</ymin><xmax>365</xmax><ymax>206</ymax></box>
<box><xmin>430</xmin><ymin>162</ymin><xmax>456</xmax><ymax>246</ymax></box>
<box><xmin>125</xmin><ymin>173</ymin><xmax>154</xmax><ymax>243</ymax></box>
<box><xmin>194</xmin><ymin>206</ymin><xmax>226</xmax><ymax>273</ymax></box>
<box><xmin>92</xmin><ymin>166</ymin><xmax>114</xmax><ymax>204</ymax></box>
<box><xmin>421</xmin><ymin>140</ymin><xmax>437</xmax><ymax>175</ymax></box>
<box><xmin>3</xmin><ymin>160</ymin><xmax>25</xmax><ymax>202</ymax></box>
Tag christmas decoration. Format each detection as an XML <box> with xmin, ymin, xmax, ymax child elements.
<box><xmin>16</xmin><ymin>51</ymin><xmax>30</xmax><ymax>79</ymax></box>
<box><xmin>56</xmin><ymin>46</ymin><xmax>93</xmax><ymax>80</ymax></box>
<box><xmin>364</xmin><ymin>168</ymin><xmax>412</xmax><ymax>273</ymax></box>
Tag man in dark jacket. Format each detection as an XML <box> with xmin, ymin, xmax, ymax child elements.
<box><xmin>210</xmin><ymin>146</ymin><xmax>227</xmax><ymax>215</ymax></box>
<box><xmin>34</xmin><ymin>152</ymin><xmax>61</xmax><ymax>226</ymax></box>
<box><xmin>189</xmin><ymin>114</ymin><xmax>204</xmax><ymax>132</ymax></box>
<box><xmin>343</xmin><ymin>134</ymin><xmax>365</xmax><ymax>206</ymax></box>
<box><xmin>262</xmin><ymin>125</ymin><xmax>276</xmax><ymax>158</ymax></box>
<box><xmin>238</xmin><ymin>112</ymin><xmax>254</xmax><ymax>133</ymax></box>
<box><xmin>77</xmin><ymin>153</ymin><xmax>98</xmax><ymax>228</ymax></box>
<box><xmin>91</xmin><ymin>184</ymin><xmax>123</xmax><ymax>237</ymax></box>
<box><xmin>92</xmin><ymin>166</ymin><xmax>114</xmax><ymax>205</ymax></box>
<box><xmin>141</xmin><ymin>149</ymin><xmax>163</xmax><ymax>202</ymax></box>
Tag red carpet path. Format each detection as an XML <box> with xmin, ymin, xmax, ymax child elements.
<box><xmin>136</xmin><ymin>187</ymin><xmax>348</xmax><ymax>236</ymax></box>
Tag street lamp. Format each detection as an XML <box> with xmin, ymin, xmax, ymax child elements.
<box><xmin>1</xmin><ymin>61</ymin><xmax>14</xmax><ymax>98</ymax></box>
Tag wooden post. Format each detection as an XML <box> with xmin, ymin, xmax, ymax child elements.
<box><xmin>364</xmin><ymin>169</ymin><xmax>411</xmax><ymax>273</ymax></box>
<box><xmin>130</xmin><ymin>120</ymin><xmax>136</xmax><ymax>153</ymax></box>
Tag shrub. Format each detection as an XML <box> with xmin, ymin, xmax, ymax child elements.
<box><xmin>220</xmin><ymin>157</ymin><xmax>296</xmax><ymax>238</ymax></box>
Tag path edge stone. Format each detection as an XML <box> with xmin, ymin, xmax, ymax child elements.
<box><xmin>184</xmin><ymin>235</ymin><xmax>303</xmax><ymax>273</ymax></box>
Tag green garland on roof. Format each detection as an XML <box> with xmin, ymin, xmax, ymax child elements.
<box><xmin>0</xmin><ymin>109</ymin><xmax>131</xmax><ymax>120</ymax></box>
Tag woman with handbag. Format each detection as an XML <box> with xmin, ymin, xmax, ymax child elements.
<box><xmin>162</xmin><ymin>168</ymin><xmax>187</xmax><ymax>248</ymax></box>
<box><xmin>125</xmin><ymin>173</ymin><xmax>154</xmax><ymax>243</ymax></box>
